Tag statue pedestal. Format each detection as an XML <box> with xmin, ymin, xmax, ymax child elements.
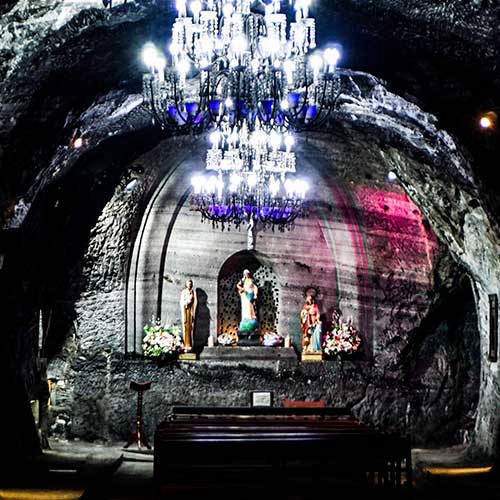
<box><xmin>237</xmin><ymin>331</ymin><xmax>261</xmax><ymax>346</ymax></box>
<box><xmin>301</xmin><ymin>352</ymin><xmax>324</xmax><ymax>362</ymax></box>
<box><xmin>200</xmin><ymin>346</ymin><xmax>297</xmax><ymax>361</ymax></box>
<box><xmin>179</xmin><ymin>353</ymin><xmax>197</xmax><ymax>361</ymax></box>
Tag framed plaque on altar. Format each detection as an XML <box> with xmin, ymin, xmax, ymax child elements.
<box><xmin>251</xmin><ymin>391</ymin><xmax>273</xmax><ymax>408</ymax></box>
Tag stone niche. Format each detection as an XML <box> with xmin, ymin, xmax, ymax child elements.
<box><xmin>217</xmin><ymin>250</ymin><xmax>280</xmax><ymax>338</ymax></box>
<box><xmin>47</xmin><ymin>138</ymin><xmax>479</xmax><ymax>448</ymax></box>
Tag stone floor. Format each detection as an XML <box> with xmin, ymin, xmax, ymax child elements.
<box><xmin>0</xmin><ymin>439</ymin><xmax>498</xmax><ymax>499</ymax></box>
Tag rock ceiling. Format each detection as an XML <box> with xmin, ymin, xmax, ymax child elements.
<box><xmin>1</xmin><ymin>0</ymin><xmax>499</xmax><ymax>220</ymax></box>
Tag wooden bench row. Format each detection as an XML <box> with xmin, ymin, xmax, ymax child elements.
<box><xmin>154</xmin><ymin>407</ymin><xmax>413</xmax><ymax>492</ymax></box>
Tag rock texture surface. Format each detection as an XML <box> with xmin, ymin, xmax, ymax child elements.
<box><xmin>44</xmin><ymin>73</ymin><xmax>481</xmax><ymax>449</ymax></box>
<box><xmin>0</xmin><ymin>0</ymin><xmax>499</xmax><ymax>461</ymax></box>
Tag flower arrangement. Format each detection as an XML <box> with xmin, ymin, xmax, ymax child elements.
<box><xmin>218</xmin><ymin>333</ymin><xmax>237</xmax><ymax>346</ymax></box>
<box><xmin>323</xmin><ymin>311</ymin><xmax>361</xmax><ymax>357</ymax></box>
<box><xmin>143</xmin><ymin>317</ymin><xmax>184</xmax><ymax>358</ymax></box>
<box><xmin>262</xmin><ymin>332</ymin><xmax>284</xmax><ymax>347</ymax></box>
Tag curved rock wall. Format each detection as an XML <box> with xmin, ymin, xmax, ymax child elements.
<box><xmin>45</xmin><ymin>130</ymin><xmax>479</xmax><ymax>449</ymax></box>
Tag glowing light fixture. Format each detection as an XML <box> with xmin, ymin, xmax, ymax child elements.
<box><xmin>190</xmin><ymin>119</ymin><xmax>308</xmax><ymax>231</ymax></box>
<box><xmin>478</xmin><ymin>111</ymin><xmax>497</xmax><ymax>130</ymax></box>
<box><xmin>140</xmin><ymin>0</ymin><xmax>343</xmax><ymax>133</ymax></box>
<box><xmin>137</xmin><ymin>1</ymin><xmax>343</xmax><ymax>231</ymax></box>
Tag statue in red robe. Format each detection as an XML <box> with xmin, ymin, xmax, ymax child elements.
<box><xmin>300</xmin><ymin>294</ymin><xmax>322</xmax><ymax>352</ymax></box>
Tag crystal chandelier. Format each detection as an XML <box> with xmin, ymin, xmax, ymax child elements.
<box><xmin>141</xmin><ymin>0</ymin><xmax>342</xmax><ymax>133</ymax></box>
<box><xmin>190</xmin><ymin>119</ymin><xmax>308</xmax><ymax>231</ymax></box>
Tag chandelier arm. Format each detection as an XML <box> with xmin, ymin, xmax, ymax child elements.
<box><xmin>304</xmin><ymin>77</ymin><xmax>329</xmax><ymax>128</ymax></box>
<box><xmin>147</xmin><ymin>78</ymin><xmax>172</xmax><ymax>130</ymax></box>
<box><xmin>198</xmin><ymin>71</ymin><xmax>214</xmax><ymax>130</ymax></box>
<box><xmin>289</xmin><ymin>65</ymin><xmax>314</xmax><ymax>118</ymax></box>
<box><xmin>171</xmin><ymin>79</ymin><xmax>190</xmax><ymax>126</ymax></box>
<box><xmin>270</xmin><ymin>71</ymin><xmax>284</xmax><ymax>129</ymax></box>
<box><xmin>236</xmin><ymin>68</ymin><xmax>243</xmax><ymax>125</ymax></box>
<box><xmin>303</xmin><ymin>77</ymin><xmax>342</xmax><ymax>130</ymax></box>
<box><xmin>245</xmin><ymin>12</ymin><xmax>267</xmax><ymax>59</ymax></box>
<box><xmin>286</xmin><ymin>63</ymin><xmax>316</xmax><ymax>126</ymax></box>
<box><xmin>171</xmin><ymin>81</ymin><xmax>202</xmax><ymax>130</ymax></box>
<box><xmin>282</xmin><ymin>80</ymin><xmax>312</xmax><ymax>130</ymax></box>
<box><xmin>207</xmin><ymin>70</ymin><xmax>231</xmax><ymax>124</ymax></box>
<box><xmin>146</xmin><ymin>78</ymin><xmax>161</xmax><ymax>126</ymax></box>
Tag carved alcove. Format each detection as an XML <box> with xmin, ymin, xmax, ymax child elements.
<box><xmin>217</xmin><ymin>250</ymin><xmax>280</xmax><ymax>337</ymax></box>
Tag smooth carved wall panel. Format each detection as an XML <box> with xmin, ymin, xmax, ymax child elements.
<box><xmin>127</xmin><ymin>142</ymin><xmax>439</xmax><ymax>357</ymax></box>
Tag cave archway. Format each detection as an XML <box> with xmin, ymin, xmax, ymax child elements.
<box><xmin>0</xmin><ymin>16</ymin><xmax>493</xmax><ymax>452</ymax></box>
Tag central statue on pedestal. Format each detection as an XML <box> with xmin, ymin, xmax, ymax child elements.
<box><xmin>236</xmin><ymin>269</ymin><xmax>260</xmax><ymax>346</ymax></box>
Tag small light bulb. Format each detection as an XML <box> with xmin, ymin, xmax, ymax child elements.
<box><xmin>177</xmin><ymin>58</ymin><xmax>190</xmax><ymax>75</ymax></box>
<box><xmin>191</xmin><ymin>175</ymin><xmax>203</xmax><ymax>194</ymax></box>
<box><xmin>284</xmin><ymin>134</ymin><xmax>295</xmax><ymax>152</ymax></box>
<box><xmin>296</xmin><ymin>180</ymin><xmax>309</xmax><ymax>198</ymax></box>
<box><xmin>207</xmin><ymin>176</ymin><xmax>218</xmax><ymax>194</ymax></box>
<box><xmin>324</xmin><ymin>47</ymin><xmax>341</xmax><ymax>69</ymax></box>
<box><xmin>229</xmin><ymin>131</ymin><xmax>239</xmax><ymax>145</ymax></box>
<box><xmin>222</xmin><ymin>2</ymin><xmax>234</xmax><ymax>17</ymax></box>
<box><xmin>270</xmin><ymin>176</ymin><xmax>280</xmax><ymax>196</ymax></box>
<box><xmin>285</xmin><ymin>178</ymin><xmax>295</xmax><ymax>196</ymax></box>
<box><xmin>310</xmin><ymin>53</ymin><xmax>323</xmax><ymax>72</ymax></box>
<box><xmin>270</xmin><ymin>131</ymin><xmax>281</xmax><ymax>150</ymax></box>
<box><xmin>247</xmin><ymin>172</ymin><xmax>257</xmax><ymax>188</ymax></box>
<box><xmin>142</xmin><ymin>43</ymin><xmax>159</xmax><ymax>69</ymax></box>
<box><xmin>73</xmin><ymin>137</ymin><xmax>83</xmax><ymax>149</ymax></box>
<box><xmin>200</xmin><ymin>57</ymin><xmax>211</xmax><ymax>70</ymax></box>
<box><xmin>225</xmin><ymin>97</ymin><xmax>234</xmax><ymax>108</ymax></box>
<box><xmin>283</xmin><ymin>59</ymin><xmax>294</xmax><ymax>81</ymax></box>
<box><xmin>260</xmin><ymin>37</ymin><xmax>272</xmax><ymax>56</ymax></box>
<box><xmin>231</xmin><ymin>36</ymin><xmax>248</xmax><ymax>55</ymax></box>
<box><xmin>230</xmin><ymin>173</ymin><xmax>242</xmax><ymax>192</ymax></box>
<box><xmin>480</xmin><ymin>116</ymin><xmax>493</xmax><ymax>129</ymax></box>
<box><xmin>169</xmin><ymin>43</ymin><xmax>180</xmax><ymax>57</ymax></box>
<box><xmin>387</xmin><ymin>171</ymin><xmax>397</xmax><ymax>182</ymax></box>
<box><xmin>210</xmin><ymin>131</ymin><xmax>221</xmax><ymax>147</ymax></box>
<box><xmin>190</xmin><ymin>0</ymin><xmax>202</xmax><ymax>19</ymax></box>
<box><xmin>176</xmin><ymin>0</ymin><xmax>187</xmax><ymax>16</ymax></box>
<box><xmin>153</xmin><ymin>54</ymin><xmax>166</xmax><ymax>74</ymax></box>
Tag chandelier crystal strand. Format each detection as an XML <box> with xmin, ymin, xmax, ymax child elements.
<box><xmin>141</xmin><ymin>0</ymin><xmax>342</xmax><ymax>132</ymax></box>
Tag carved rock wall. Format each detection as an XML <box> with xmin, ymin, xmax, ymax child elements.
<box><xmin>46</xmin><ymin>132</ymin><xmax>479</xmax><ymax>449</ymax></box>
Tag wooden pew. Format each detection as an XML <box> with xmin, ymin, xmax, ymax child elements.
<box><xmin>154</xmin><ymin>407</ymin><xmax>412</xmax><ymax>495</ymax></box>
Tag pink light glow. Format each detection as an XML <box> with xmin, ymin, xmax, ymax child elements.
<box><xmin>353</xmin><ymin>185</ymin><xmax>439</xmax><ymax>282</ymax></box>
